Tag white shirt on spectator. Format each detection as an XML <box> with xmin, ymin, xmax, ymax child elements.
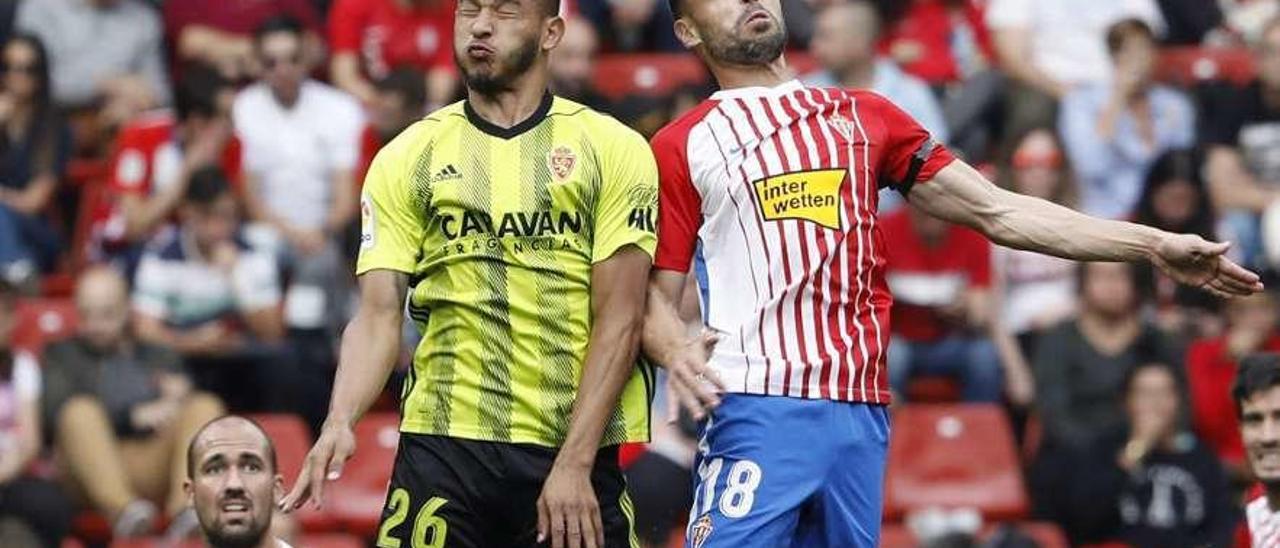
<box><xmin>994</xmin><ymin>246</ymin><xmax>1076</xmax><ymax>335</ymax></box>
<box><xmin>986</xmin><ymin>0</ymin><xmax>1164</xmax><ymax>87</ymax></box>
<box><xmin>133</xmin><ymin>231</ymin><xmax>281</xmax><ymax>328</ymax></box>
<box><xmin>0</xmin><ymin>352</ymin><xmax>40</xmax><ymax>453</ymax></box>
<box><xmin>232</xmin><ymin>80</ymin><xmax>363</xmax><ymax>231</ymax></box>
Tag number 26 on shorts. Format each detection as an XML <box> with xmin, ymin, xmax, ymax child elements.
<box><xmin>376</xmin><ymin>488</ymin><xmax>449</xmax><ymax>548</ymax></box>
<box><xmin>693</xmin><ymin>458</ymin><xmax>763</xmax><ymax>519</ymax></box>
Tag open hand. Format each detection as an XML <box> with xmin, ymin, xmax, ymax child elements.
<box><xmin>664</xmin><ymin>329</ymin><xmax>724</xmax><ymax>423</ymax></box>
<box><xmin>537</xmin><ymin>463</ymin><xmax>602</xmax><ymax>548</ymax></box>
<box><xmin>279</xmin><ymin>420</ymin><xmax>356</xmax><ymax>512</ymax></box>
<box><xmin>1151</xmin><ymin>235</ymin><xmax>1263</xmax><ymax>299</ymax></box>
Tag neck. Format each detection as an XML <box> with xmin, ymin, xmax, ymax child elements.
<box><xmin>708</xmin><ymin>54</ymin><xmax>790</xmax><ymax>92</ymax></box>
<box><xmin>836</xmin><ymin>60</ymin><xmax>876</xmax><ymax>90</ymax></box>
<box><xmin>466</xmin><ymin>70</ymin><xmax>550</xmax><ymax>129</ymax></box>
<box><xmin>1081</xmin><ymin>309</ymin><xmax>1138</xmax><ymax>331</ymax></box>
<box><xmin>271</xmin><ymin>86</ymin><xmax>301</xmax><ymax>109</ymax></box>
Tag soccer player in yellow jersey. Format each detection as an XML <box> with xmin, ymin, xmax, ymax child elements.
<box><xmin>277</xmin><ymin>0</ymin><xmax>659</xmax><ymax>546</ymax></box>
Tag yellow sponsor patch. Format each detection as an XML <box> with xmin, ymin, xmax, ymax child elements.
<box><xmin>752</xmin><ymin>169</ymin><xmax>845</xmax><ymax>230</ymax></box>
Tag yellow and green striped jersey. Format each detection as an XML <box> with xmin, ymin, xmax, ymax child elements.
<box><xmin>357</xmin><ymin>93</ymin><xmax>658</xmax><ymax>447</ymax></box>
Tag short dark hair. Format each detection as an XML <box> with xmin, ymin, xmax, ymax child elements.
<box><xmin>376</xmin><ymin>68</ymin><xmax>428</xmax><ymax>111</ymax></box>
<box><xmin>253</xmin><ymin>15</ymin><xmax>305</xmax><ymax>46</ymax></box>
<box><xmin>542</xmin><ymin>0</ymin><xmax>562</xmax><ymax>17</ymax></box>
<box><xmin>1105</xmin><ymin>18</ymin><xmax>1155</xmax><ymax>55</ymax></box>
<box><xmin>175</xmin><ymin>64</ymin><xmax>230</xmax><ymax>122</ymax></box>
<box><xmin>186</xmin><ymin>416</ymin><xmax>278</xmax><ymax>479</ymax></box>
<box><xmin>668</xmin><ymin>0</ymin><xmax>682</xmax><ymax>17</ymax></box>
<box><xmin>1235</xmin><ymin>353</ymin><xmax>1280</xmax><ymax>418</ymax></box>
<box><xmin>184</xmin><ymin>166</ymin><xmax>232</xmax><ymax>206</ymax></box>
<box><xmin>1121</xmin><ymin>359</ymin><xmax>1181</xmax><ymax>400</ymax></box>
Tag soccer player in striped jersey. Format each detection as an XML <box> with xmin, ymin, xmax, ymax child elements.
<box><xmin>278</xmin><ymin>0</ymin><xmax>659</xmax><ymax>546</ymax></box>
<box><xmin>1237</xmin><ymin>354</ymin><xmax>1280</xmax><ymax>548</ymax></box>
<box><xmin>643</xmin><ymin>0</ymin><xmax>1264</xmax><ymax>546</ymax></box>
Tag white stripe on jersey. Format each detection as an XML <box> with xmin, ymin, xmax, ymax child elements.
<box><xmin>1250</xmin><ymin>495</ymin><xmax>1280</xmax><ymax>548</ymax></box>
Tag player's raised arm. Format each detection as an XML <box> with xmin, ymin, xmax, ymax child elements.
<box><xmin>907</xmin><ymin>160</ymin><xmax>1263</xmax><ymax>298</ymax></box>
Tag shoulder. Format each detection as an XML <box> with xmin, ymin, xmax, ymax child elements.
<box><xmin>651</xmin><ymin>100</ymin><xmax>720</xmax><ymax>155</ymax></box>
<box><xmin>556</xmin><ymin>98</ymin><xmax>650</xmax><ymax>153</ymax></box>
<box><xmin>305</xmin><ymin>81</ymin><xmax>362</xmax><ymax>113</ymax></box>
<box><xmin>233</xmin><ymin>84</ymin><xmax>272</xmax><ymax>114</ymax></box>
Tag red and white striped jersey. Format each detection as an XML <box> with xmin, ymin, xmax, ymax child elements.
<box><xmin>651</xmin><ymin>80</ymin><xmax>955</xmax><ymax>404</ymax></box>
<box><xmin>1250</xmin><ymin>494</ymin><xmax>1280</xmax><ymax>548</ymax></box>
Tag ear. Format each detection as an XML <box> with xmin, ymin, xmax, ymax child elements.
<box><xmin>674</xmin><ymin>17</ymin><xmax>702</xmax><ymax>49</ymax></box>
<box><xmin>273</xmin><ymin>474</ymin><xmax>285</xmax><ymax>501</ymax></box>
<box><xmin>542</xmin><ymin>15</ymin><xmax>566</xmax><ymax>52</ymax></box>
<box><xmin>183</xmin><ymin>478</ymin><xmax>194</xmax><ymax>504</ymax></box>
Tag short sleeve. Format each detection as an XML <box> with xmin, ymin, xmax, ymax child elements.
<box><xmin>868</xmin><ymin>93</ymin><xmax>955</xmax><ymax>194</ymax></box>
<box><xmin>592</xmin><ymin>126</ymin><xmax>658</xmax><ymax>263</ymax></box>
<box><xmin>984</xmin><ymin>0</ymin><xmax>1032</xmax><ymax>29</ymax></box>
<box><xmin>356</xmin><ymin>135</ymin><xmax>428</xmax><ymax>275</ymax></box>
<box><xmin>12</xmin><ymin>352</ymin><xmax>40</xmax><ymax>401</ymax></box>
<box><xmin>328</xmin><ymin>0</ymin><xmax>364</xmax><ymax>54</ymax></box>
<box><xmin>651</xmin><ymin>127</ymin><xmax>701</xmax><ymax>272</ymax></box>
<box><xmin>232</xmin><ymin>251</ymin><xmax>282</xmax><ymax>311</ymax></box>
<box><xmin>132</xmin><ymin>254</ymin><xmax>172</xmax><ymax>320</ymax></box>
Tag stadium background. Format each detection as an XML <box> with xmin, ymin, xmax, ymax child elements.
<box><xmin>0</xmin><ymin>0</ymin><xmax>1274</xmax><ymax>546</ymax></box>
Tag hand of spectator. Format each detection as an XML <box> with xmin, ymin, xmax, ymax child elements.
<box><xmin>285</xmin><ymin>228</ymin><xmax>328</xmax><ymax>257</ymax></box>
<box><xmin>612</xmin><ymin>0</ymin><xmax>658</xmax><ymax>28</ymax></box>
<box><xmin>100</xmin><ymin>76</ymin><xmax>158</xmax><ymax>125</ymax></box>
<box><xmin>131</xmin><ymin>398</ymin><xmax>179</xmax><ymax>432</ymax></box>
<box><xmin>210</xmin><ymin>241</ymin><xmax>240</xmax><ymax>273</ymax></box>
<box><xmin>156</xmin><ymin>372</ymin><xmax>193</xmax><ymax>402</ymax></box>
<box><xmin>187</xmin><ymin>322</ymin><xmax>243</xmax><ymax>356</ymax></box>
<box><xmin>1151</xmin><ymin>235</ymin><xmax>1263</xmax><ymax>298</ymax></box>
<box><xmin>889</xmin><ymin>40</ymin><xmax>926</xmax><ymax>65</ymax></box>
<box><xmin>280</xmin><ymin>419</ymin><xmax>357</xmax><ymax>512</ymax></box>
<box><xmin>663</xmin><ymin>329</ymin><xmax>724</xmax><ymax>423</ymax></box>
<box><xmin>1228</xmin><ymin>322</ymin><xmax>1269</xmax><ymax>358</ymax></box>
<box><xmin>537</xmin><ymin>461</ymin><xmax>604</xmax><ymax>548</ymax></box>
<box><xmin>1004</xmin><ymin>360</ymin><xmax>1035</xmax><ymax>407</ymax></box>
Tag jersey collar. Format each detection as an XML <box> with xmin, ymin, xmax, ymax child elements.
<box><xmin>711</xmin><ymin>79</ymin><xmax>803</xmax><ymax>101</ymax></box>
<box><xmin>464</xmin><ymin>91</ymin><xmax>554</xmax><ymax>140</ymax></box>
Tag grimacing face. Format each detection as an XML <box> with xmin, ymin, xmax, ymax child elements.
<box><xmin>454</xmin><ymin>0</ymin><xmax>558</xmax><ymax>96</ymax></box>
<box><xmin>1242</xmin><ymin>385</ymin><xmax>1280</xmax><ymax>484</ymax></box>
<box><xmin>185</xmin><ymin>422</ymin><xmax>281</xmax><ymax>548</ymax></box>
<box><xmin>676</xmin><ymin>0</ymin><xmax>787</xmax><ymax>67</ymax></box>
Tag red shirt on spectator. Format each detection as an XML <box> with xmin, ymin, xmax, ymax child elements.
<box><xmin>881</xmin><ymin>208</ymin><xmax>992</xmax><ymax>342</ymax></box>
<box><xmin>164</xmin><ymin>0</ymin><xmax>321</xmax><ymax>51</ymax></box>
<box><xmin>356</xmin><ymin>124</ymin><xmax>383</xmax><ymax>188</ymax></box>
<box><xmin>1187</xmin><ymin>334</ymin><xmax>1280</xmax><ymax>467</ymax></box>
<box><xmin>329</xmin><ymin>0</ymin><xmax>454</xmax><ymax>79</ymax></box>
<box><xmin>91</xmin><ymin>112</ymin><xmax>242</xmax><ymax>253</ymax></box>
<box><xmin>878</xmin><ymin>0</ymin><xmax>995</xmax><ymax>85</ymax></box>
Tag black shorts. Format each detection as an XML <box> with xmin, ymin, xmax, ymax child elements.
<box><xmin>375</xmin><ymin>433</ymin><xmax>638</xmax><ymax>548</ymax></box>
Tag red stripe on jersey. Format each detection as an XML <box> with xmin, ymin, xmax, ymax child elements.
<box><xmin>772</xmin><ymin>94</ymin><xmax>821</xmax><ymax>397</ymax></box>
<box><xmin>789</xmin><ymin>90</ymin><xmax>836</xmax><ymax>399</ymax></box>
<box><xmin>802</xmin><ymin>88</ymin><xmax>846</xmax><ymax>400</ymax></box>
<box><xmin>845</xmin><ymin>91</ymin><xmax>878</xmax><ymax>403</ymax></box>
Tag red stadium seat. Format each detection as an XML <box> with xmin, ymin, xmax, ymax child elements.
<box><xmin>593</xmin><ymin>54</ymin><xmax>709</xmax><ymax>100</ymax></box>
<box><xmin>879</xmin><ymin>523</ymin><xmax>918</xmax><ymax>547</ymax></box>
<box><xmin>248</xmin><ymin>413</ymin><xmax>336</xmax><ymax>532</ymax></box>
<box><xmin>1156</xmin><ymin>47</ymin><xmax>1255</xmax><ymax>86</ymax></box>
<box><xmin>326</xmin><ymin>412</ymin><xmax>400</xmax><ymax>536</ymax></box>
<box><xmin>904</xmin><ymin>375</ymin><xmax>962</xmax><ymax>403</ymax></box>
<box><xmin>12</xmin><ymin>298</ymin><xmax>78</xmax><ymax>354</ymax></box>
<box><xmin>884</xmin><ymin>404</ymin><xmax>1028</xmax><ymax>521</ymax></box>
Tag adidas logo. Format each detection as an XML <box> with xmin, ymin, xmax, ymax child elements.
<box><xmin>430</xmin><ymin>164</ymin><xmax>462</xmax><ymax>183</ymax></box>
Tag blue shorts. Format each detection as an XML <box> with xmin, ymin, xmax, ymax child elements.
<box><xmin>685</xmin><ymin>394</ymin><xmax>890</xmax><ymax>548</ymax></box>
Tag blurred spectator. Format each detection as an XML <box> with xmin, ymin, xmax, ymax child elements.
<box><xmin>883</xmin><ymin>205</ymin><xmax>1004</xmax><ymax>402</ymax></box>
<box><xmin>1154</xmin><ymin>0</ymin><xmax>1225</xmax><ymax>45</ymax></box>
<box><xmin>1220</xmin><ymin>0</ymin><xmax>1280</xmax><ymax>45</ymax></box>
<box><xmin>1032</xmin><ymin>262</ymin><xmax>1181</xmax><ymax>453</ymax></box>
<box><xmin>803</xmin><ymin>1</ymin><xmax>949</xmax><ymax>144</ymax></box>
<box><xmin>878</xmin><ymin>0</ymin><xmax>995</xmax><ymax>88</ymax></box>
<box><xmin>0</xmin><ymin>34</ymin><xmax>70</xmax><ymax>291</ymax></box>
<box><xmin>612</xmin><ymin>94</ymin><xmax>670</xmax><ymax>139</ymax></box>
<box><xmin>328</xmin><ymin>0</ymin><xmax>457</xmax><ymax>110</ymax></box>
<box><xmin>163</xmin><ymin>0</ymin><xmax>322</xmax><ymax>82</ymax></box>
<box><xmin>1059</xmin><ymin>19</ymin><xmax>1195</xmax><ymax>220</ymax></box>
<box><xmin>994</xmin><ymin>129</ymin><xmax>1077</xmax><ymax>354</ymax></box>
<box><xmin>92</xmin><ymin>65</ymin><xmax>241</xmax><ymax>272</ymax></box>
<box><xmin>985</xmin><ymin>0</ymin><xmax>1163</xmax><ymax>150</ymax></box>
<box><xmin>1133</xmin><ymin>149</ymin><xmax>1222</xmax><ymax>338</ymax></box>
<box><xmin>580</xmin><ymin>0</ymin><xmax>681</xmax><ymax>52</ymax></box>
<box><xmin>549</xmin><ymin>16</ymin><xmax>612</xmax><ymax>114</ymax></box>
<box><xmin>1186</xmin><ymin>290</ymin><xmax>1280</xmax><ymax>471</ymax></box>
<box><xmin>779</xmin><ymin>0</ymin><xmax>838</xmax><ymax>50</ymax></box>
<box><xmin>0</xmin><ymin>281</ymin><xmax>71</xmax><ymax>548</ymax></box>
<box><xmin>1071</xmin><ymin>361</ymin><xmax>1235</xmax><ymax>547</ymax></box>
<box><xmin>16</xmin><ymin>0</ymin><xmax>169</xmax><ymax>128</ymax></box>
<box><xmin>233</xmin><ymin>16</ymin><xmax>361</xmax><ymax>336</ymax></box>
<box><xmin>1203</xmin><ymin>17</ymin><xmax>1280</xmax><ymax>269</ymax></box>
<box><xmin>357</xmin><ymin>68</ymin><xmax>428</xmax><ymax>187</ymax></box>
<box><xmin>131</xmin><ymin>167</ymin><xmax>298</xmax><ymax>419</ymax></box>
<box><xmin>45</xmin><ymin>267</ymin><xmax>223</xmax><ymax>538</ymax></box>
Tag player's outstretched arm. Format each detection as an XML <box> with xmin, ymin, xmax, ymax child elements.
<box><xmin>908</xmin><ymin>161</ymin><xmax>1263</xmax><ymax>299</ymax></box>
<box><xmin>280</xmin><ymin>269</ymin><xmax>408</xmax><ymax>512</ymax></box>
<box><xmin>642</xmin><ymin>270</ymin><xmax>723</xmax><ymax>422</ymax></box>
<box><xmin>538</xmin><ymin>246</ymin><xmax>650</xmax><ymax>548</ymax></box>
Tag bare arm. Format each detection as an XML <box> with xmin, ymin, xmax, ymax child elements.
<box><xmin>325</xmin><ymin>169</ymin><xmax>357</xmax><ymax>235</ymax></box>
<box><xmin>330</xmin><ymin>53</ymin><xmax>378</xmax><ymax>106</ymax></box>
<box><xmin>177</xmin><ymin>26</ymin><xmax>253</xmax><ymax>73</ymax></box>
<box><xmin>642</xmin><ymin>270</ymin><xmax>691</xmax><ymax>368</ymax></box>
<box><xmin>240</xmin><ymin>306</ymin><xmax>285</xmax><ymax>343</ymax></box>
<box><xmin>643</xmin><ymin>269</ymin><xmax>723</xmax><ymax>421</ymax></box>
<box><xmin>1206</xmin><ymin>145</ymin><xmax>1276</xmax><ymax>212</ymax></box>
<box><xmin>0</xmin><ymin>394</ymin><xmax>40</xmax><ymax>483</ymax></box>
<box><xmin>282</xmin><ymin>269</ymin><xmax>407</xmax><ymax>510</ymax></box>
<box><xmin>992</xmin><ymin>28</ymin><xmax>1067</xmax><ymax>99</ymax></box>
<box><xmin>0</xmin><ymin>174</ymin><xmax>56</xmax><ymax>215</ymax></box>
<box><xmin>133</xmin><ymin>313</ymin><xmax>232</xmax><ymax>355</ymax></box>
<box><xmin>908</xmin><ymin>161</ymin><xmax>1261</xmax><ymax>297</ymax></box>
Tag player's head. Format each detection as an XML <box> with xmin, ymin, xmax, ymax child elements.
<box><xmin>453</xmin><ymin>0</ymin><xmax>564</xmax><ymax>97</ymax></box>
<box><xmin>1258</xmin><ymin>17</ymin><xmax>1280</xmax><ymax>92</ymax></box>
<box><xmin>74</xmin><ymin>266</ymin><xmax>130</xmax><ymax>351</ymax></box>
<box><xmin>1122</xmin><ymin>361</ymin><xmax>1182</xmax><ymax>436</ymax></box>
<box><xmin>253</xmin><ymin>16</ymin><xmax>308</xmax><ymax>104</ymax></box>
<box><xmin>175</xmin><ymin>63</ymin><xmax>234</xmax><ymax>132</ymax></box>
<box><xmin>184</xmin><ymin>415</ymin><xmax>281</xmax><ymax>548</ymax></box>
<box><xmin>1078</xmin><ymin>261</ymin><xmax>1141</xmax><ymax>319</ymax></box>
<box><xmin>1236</xmin><ymin>354</ymin><xmax>1280</xmax><ymax>486</ymax></box>
<box><xmin>809</xmin><ymin>1</ymin><xmax>878</xmax><ymax>77</ymax></box>
<box><xmin>1105</xmin><ymin>18</ymin><xmax>1156</xmax><ymax>86</ymax></box>
<box><xmin>669</xmin><ymin>0</ymin><xmax>787</xmax><ymax>69</ymax></box>
<box><xmin>180</xmin><ymin>166</ymin><xmax>239</xmax><ymax>249</ymax></box>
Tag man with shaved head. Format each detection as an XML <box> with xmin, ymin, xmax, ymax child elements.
<box><xmin>185</xmin><ymin>415</ymin><xmax>288</xmax><ymax>548</ymax></box>
<box><xmin>44</xmin><ymin>266</ymin><xmax>223</xmax><ymax>538</ymax></box>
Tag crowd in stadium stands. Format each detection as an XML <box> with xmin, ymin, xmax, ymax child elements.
<box><xmin>2</xmin><ymin>0</ymin><xmax>1280</xmax><ymax>546</ymax></box>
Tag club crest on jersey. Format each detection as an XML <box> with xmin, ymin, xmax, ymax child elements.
<box><xmin>690</xmin><ymin>514</ymin><xmax>713</xmax><ymax>548</ymax></box>
<box><xmin>547</xmin><ymin>146</ymin><xmax>577</xmax><ymax>182</ymax></box>
<box><xmin>829</xmin><ymin>113</ymin><xmax>856</xmax><ymax>142</ymax></box>
<box><xmin>753</xmin><ymin>168</ymin><xmax>845</xmax><ymax>230</ymax></box>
